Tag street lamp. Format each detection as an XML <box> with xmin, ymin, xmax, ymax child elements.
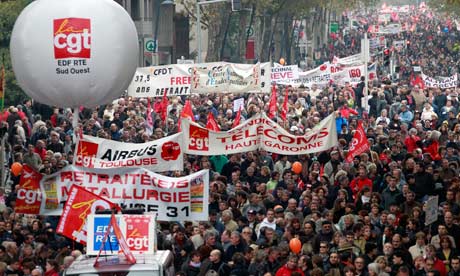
<box><xmin>153</xmin><ymin>0</ymin><xmax>175</xmax><ymax>65</ymax></box>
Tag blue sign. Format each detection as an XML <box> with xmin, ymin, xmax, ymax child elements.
<box><xmin>93</xmin><ymin>217</ymin><xmax>119</xmax><ymax>252</ymax></box>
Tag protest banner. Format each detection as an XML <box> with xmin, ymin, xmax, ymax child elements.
<box><xmin>127</xmin><ymin>62</ymin><xmax>271</xmax><ymax>97</ymax></box>
<box><xmin>276</xmin><ymin>63</ymin><xmax>331</xmax><ymax>87</ymax></box>
<box><xmin>332</xmin><ymin>54</ymin><xmax>363</xmax><ymax>66</ymax></box>
<box><xmin>182</xmin><ymin>112</ymin><xmax>337</xmax><ymax>155</ymax></box>
<box><xmin>331</xmin><ymin>63</ymin><xmax>377</xmax><ymax>86</ymax></box>
<box><xmin>56</xmin><ymin>185</ymin><xmax>119</xmax><ymax>244</ymax></box>
<box><xmin>74</xmin><ymin>133</ymin><xmax>183</xmax><ymax>171</ymax></box>
<box><xmin>127</xmin><ymin>65</ymin><xmax>192</xmax><ymax>97</ymax></box>
<box><xmin>271</xmin><ymin>65</ymin><xmax>299</xmax><ymax>82</ymax></box>
<box><xmin>425</xmin><ymin>196</ymin><xmax>439</xmax><ymax>226</ymax></box>
<box><xmin>87</xmin><ymin>214</ymin><xmax>155</xmax><ymax>255</ymax></box>
<box><xmin>233</xmin><ymin>98</ymin><xmax>245</xmax><ymax>113</ymax></box>
<box><xmin>191</xmin><ymin>63</ymin><xmax>265</xmax><ymax>94</ymax></box>
<box><xmin>421</xmin><ymin>73</ymin><xmax>458</xmax><ymax>89</ymax></box>
<box><xmin>15</xmin><ymin>165</ymin><xmax>43</xmax><ymax>215</ymax></box>
<box><xmin>15</xmin><ymin>166</ymin><xmax>209</xmax><ymax>221</ymax></box>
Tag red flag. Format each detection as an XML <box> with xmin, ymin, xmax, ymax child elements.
<box><xmin>94</xmin><ymin>214</ymin><xmax>136</xmax><ymax>266</ymax></box>
<box><xmin>319</xmin><ymin>163</ymin><xmax>325</xmax><ymax>177</ymax></box>
<box><xmin>146</xmin><ymin>98</ymin><xmax>154</xmax><ymax>129</ymax></box>
<box><xmin>160</xmin><ymin>91</ymin><xmax>169</xmax><ymax>122</ymax></box>
<box><xmin>232</xmin><ymin>107</ymin><xmax>242</xmax><ymax>128</ymax></box>
<box><xmin>280</xmin><ymin>87</ymin><xmax>289</xmax><ymax>121</ymax></box>
<box><xmin>57</xmin><ymin>185</ymin><xmax>119</xmax><ymax>244</ymax></box>
<box><xmin>414</xmin><ymin>75</ymin><xmax>425</xmax><ymax>89</ymax></box>
<box><xmin>346</xmin><ymin>121</ymin><xmax>370</xmax><ymax>163</ymax></box>
<box><xmin>178</xmin><ymin>100</ymin><xmax>194</xmax><ymax>131</ymax></box>
<box><xmin>15</xmin><ymin>165</ymin><xmax>42</xmax><ymax>214</ymax></box>
<box><xmin>206</xmin><ymin>112</ymin><xmax>220</xmax><ymax>131</ymax></box>
<box><xmin>268</xmin><ymin>85</ymin><xmax>277</xmax><ymax>119</ymax></box>
<box><xmin>181</xmin><ymin>100</ymin><xmax>194</xmax><ymax>121</ymax></box>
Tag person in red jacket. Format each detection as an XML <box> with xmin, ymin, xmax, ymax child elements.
<box><xmin>423</xmin><ymin>130</ymin><xmax>441</xmax><ymax>161</ymax></box>
<box><xmin>404</xmin><ymin>128</ymin><xmax>421</xmax><ymax>154</ymax></box>
<box><xmin>275</xmin><ymin>255</ymin><xmax>305</xmax><ymax>276</ymax></box>
<box><xmin>350</xmin><ymin>165</ymin><xmax>373</xmax><ymax>200</ymax></box>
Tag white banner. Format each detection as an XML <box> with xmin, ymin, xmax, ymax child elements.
<box><xmin>34</xmin><ymin>166</ymin><xmax>209</xmax><ymax>221</ymax></box>
<box><xmin>333</xmin><ymin>54</ymin><xmax>363</xmax><ymax>66</ymax></box>
<box><xmin>279</xmin><ymin>62</ymin><xmax>376</xmax><ymax>87</ymax></box>
<box><xmin>377</xmin><ymin>24</ymin><xmax>403</xmax><ymax>34</ymax></box>
<box><xmin>74</xmin><ymin>133</ymin><xmax>184</xmax><ymax>172</ymax></box>
<box><xmin>331</xmin><ymin>63</ymin><xmax>378</xmax><ymax>86</ymax></box>
<box><xmin>271</xmin><ymin>65</ymin><xmax>299</xmax><ymax>81</ymax></box>
<box><xmin>191</xmin><ymin>63</ymin><xmax>265</xmax><ymax>94</ymax></box>
<box><xmin>421</xmin><ymin>73</ymin><xmax>458</xmax><ymax>89</ymax></box>
<box><xmin>276</xmin><ymin>64</ymin><xmax>331</xmax><ymax>87</ymax></box>
<box><xmin>182</xmin><ymin>113</ymin><xmax>337</xmax><ymax>155</ymax></box>
<box><xmin>127</xmin><ymin>64</ymin><xmax>192</xmax><ymax>97</ymax></box>
<box><xmin>127</xmin><ymin>62</ymin><xmax>271</xmax><ymax>97</ymax></box>
<box><xmin>87</xmin><ymin>214</ymin><xmax>156</xmax><ymax>255</ymax></box>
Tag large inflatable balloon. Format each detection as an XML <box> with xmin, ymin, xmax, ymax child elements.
<box><xmin>10</xmin><ymin>0</ymin><xmax>138</xmax><ymax>108</ymax></box>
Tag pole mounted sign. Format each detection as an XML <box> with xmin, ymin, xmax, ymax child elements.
<box><xmin>144</xmin><ymin>38</ymin><xmax>157</xmax><ymax>53</ymax></box>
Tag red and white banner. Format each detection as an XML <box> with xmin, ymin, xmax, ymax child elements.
<box><xmin>74</xmin><ymin>133</ymin><xmax>183</xmax><ymax>171</ymax></box>
<box><xmin>15</xmin><ymin>166</ymin><xmax>209</xmax><ymax>221</ymax></box>
<box><xmin>182</xmin><ymin>112</ymin><xmax>337</xmax><ymax>156</ymax></box>
<box><xmin>15</xmin><ymin>165</ymin><xmax>43</xmax><ymax>215</ymax></box>
<box><xmin>346</xmin><ymin>121</ymin><xmax>369</xmax><ymax>163</ymax></box>
<box><xmin>331</xmin><ymin>63</ymin><xmax>377</xmax><ymax>86</ymax></box>
<box><xmin>271</xmin><ymin>65</ymin><xmax>299</xmax><ymax>82</ymax></box>
<box><xmin>57</xmin><ymin>185</ymin><xmax>119</xmax><ymax>244</ymax></box>
<box><xmin>89</xmin><ymin>214</ymin><xmax>154</xmax><ymax>257</ymax></box>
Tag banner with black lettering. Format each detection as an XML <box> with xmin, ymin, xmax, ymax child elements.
<box><xmin>182</xmin><ymin>113</ymin><xmax>337</xmax><ymax>155</ymax></box>
<box><xmin>20</xmin><ymin>166</ymin><xmax>209</xmax><ymax>221</ymax></box>
<box><xmin>74</xmin><ymin>133</ymin><xmax>183</xmax><ymax>172</ymax></box>
<box><xmin>127</xmin><ymin>62</ymin><xmax>271</xmax><ymax>97</ymax></box>
<box><xmin>421</xmin><ymin>73</ymin><xmax>458</xmax><ymax>89</ymax></box>
<box><xmin>191</xmin><ymin>63</ymin><xmax>266</xmax><ymax>94</ymax></box>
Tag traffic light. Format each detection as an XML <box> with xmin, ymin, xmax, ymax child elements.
<box><xmin>231</xmin><ymin>0</ymin><xmax>241</xmax><ymax>11</ymax></box>
<box><xmin>383</xmin><ymin>48</ymin><xmax>390</xmax><ymax>67</ymax></box>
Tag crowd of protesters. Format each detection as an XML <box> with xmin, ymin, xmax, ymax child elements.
<box><xmin>0</xmin><ymin>3</ymin><xmax>460</xmax><ymax>276</ymax></box>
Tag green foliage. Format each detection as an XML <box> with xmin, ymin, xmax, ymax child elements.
<box><xmin>0</xmin><ymin>0</ymin><xmax>31</xmax><ymax>107</ymax></box>
<box><xmin>427</xmin><ymin>0</ymin><xmax>460</xmax><ymax>15</ymax></box>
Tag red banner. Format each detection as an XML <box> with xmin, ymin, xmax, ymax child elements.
<box><xmin>346</xmin><ymin>121</ymin><xmax>369</xmax><ymax>163</ymax></box>
<box><xmin>57</xmin><ymin>185</ymin><xmax>118</xmax><ymax>244</ymax></box>
<box><xmin>15</xmin><ymin>165</ymin><xmax>42</xmax><ymax>214</ymax></box>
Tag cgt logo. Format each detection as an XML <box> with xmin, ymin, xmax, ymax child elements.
<box><xmin>75</xmin><ymin>140</ymin><xmax>98</xmax><ymax>167</ymax></box>
<box><xmin>54</xmin><ymin>18</ymin><xmax>91</xmax><ymax>59</ymax></box>
<box><xmin>189</xmin><ymin>125</ymin><xmax>209</xmax><ymax>151</ymax></box>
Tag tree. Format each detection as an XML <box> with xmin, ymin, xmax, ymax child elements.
<box><xmin>0</xmin><ymin>0</ymin><xmax>31</xmax><ymax>108</ymax></box>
